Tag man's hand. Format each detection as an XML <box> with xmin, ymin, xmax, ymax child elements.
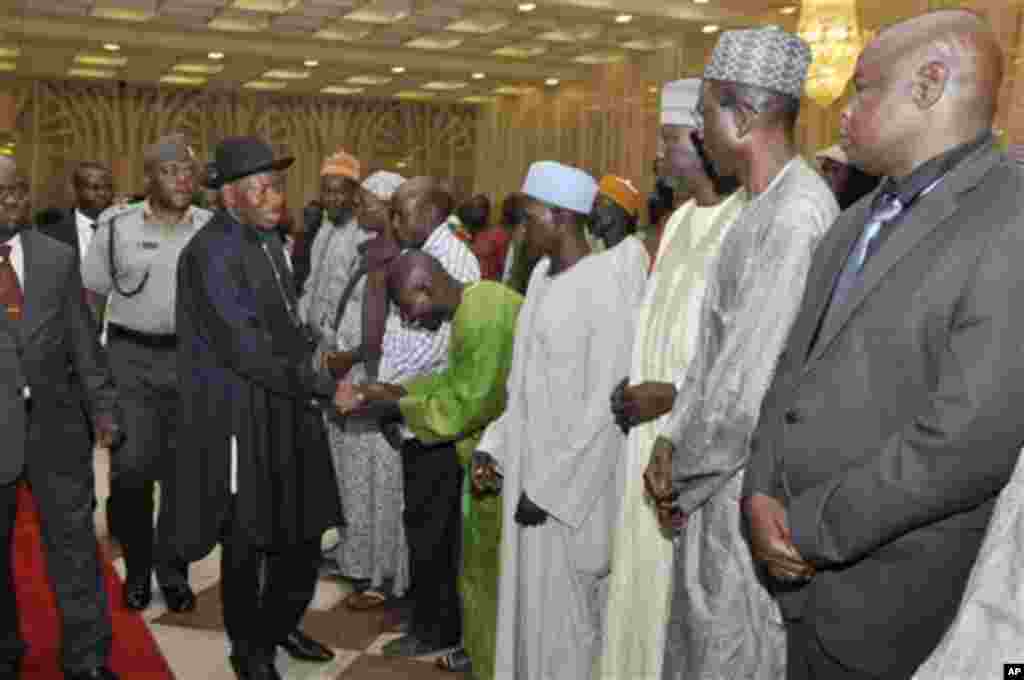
<box><xmin>334</xmin><ymin>380</ymin><xmax>363</xmax><ymax>414</ymax></box>
<box><xmin>322</xmin><ymin>350</ymin><xmax>357</xmax><ymax>381</ymax></box>
<box><xmin>744</xmin><ymin>493</ymin><xmax>816</xmax><ymax>583</ymax></box>
<box><xmin>612</xmin><ymin>381</ymin><xmax>677</xmax><ymax>432</ymax></box>
<box><xmin>94</xmin><ymin>414</ymin><xmax>123</xmax><ymax>450</ymax></box>
<box><xmin>644</xmin><ymin>437</ymin><xmax>675</xmax><ymax>502</ymax></box>
<box><xmin>514</xmin><ymin>492</ymin><xmax>548</xmax><ymax>526</ymax></box>
<box><xmin>471</xmin><ymin>451</ymin><xmax>502</xmax><ymax>495</ymax></box>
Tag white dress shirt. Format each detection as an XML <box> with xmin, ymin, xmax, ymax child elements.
<box><xmin>75</xmin><ymin>209</ymin><xmax>96</xmax><ymax>260</ymax></box>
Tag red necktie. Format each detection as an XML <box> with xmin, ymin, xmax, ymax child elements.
<box><xmin>0</xmin><ymin>244</ymin><xmax>24</xmax><ymax>321</ymax></box>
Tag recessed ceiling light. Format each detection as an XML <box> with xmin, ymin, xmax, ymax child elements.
<box><xmin>779</xmin><ymin>6</ymin><xmax>797</xmax><ymax>14</ymax></box>
<box><xmin>0</xmin><ymin>47</ymin><xmax>21</xmax><ymax>59</ymax></box>
<box><xmin>472</xmin><ymin>72</ymin><xmax>486</xmax><ymax>79</ymax></box>
<box><xmin>422</xmin><ymin>81</ymin><xmax>468</xmax><ymax>90</ymax></box>
<box><xmin>103</xmin><ymin>43</ymin><xmax>120</xmax><ymax>51</ymax></box>
<box><xmin>321</xmin><ymin>86</ymin><xmax>364</xmax><ymax>95</ymax></box>
<box><xmin>160</xmin><ymin>74</ymin><xmax>207</xmax><ymax>86</ymax></box>
<box><xmin>0</xmin><ymin>62</ymin><xmax>15</xmax><ymax>73</ymax></box>
<box><xmin>174</xmin><ymin>63</ymin><xmax>225</xmax><ymax>74</ymax></box>
<box><xmin>615</xmin><ymin>14</ymin><xmax>632</xmax><ymax>24</ymax></box>
<box><xmin>545</xmin><ymin>77</ymin><xmax>559</xmax><ymax>86</ymax></box>
<box><xmin>304</xmin><ymin>59</ymin><xmax>319</xmax><ymax>67</ymax></box>
<box><xmin>702</xmin><ymin>24</ymin><xmax>720</xmax><ymax>33</ymax></box>
<box><xmin>74</xmin><ymin>54</ymin><xmax>128</xmax><ymax>67</ymax></box>
<box><xmin>648</xmin><ymin>86</ymin><xmax>657</xmax><ymax>93</ymax></box>
<box><xmin>392</xmin><ymin>65</ymin><xmax>406</xmax><ymax>73</ymax></box>
<box><xmin>68</xmin><ymin>67</ymin><xmax>117</xmax><ymax>79</ymax></box>
<box><xmin>517</xmin><ymin>3</ymin><xmax>536</xmax><ymax>12</ymax></box>
<box><xmin>263</xmin><ymin>69</ymin><xmax>310</xmax><ymax>80</ymax></box>
<box><xmin>243</xmin><ymin>80</ymin><xmax>287</xmax><ymax>90</ymax></box>
<box><xmin>208</xmin><ymin>51</ymin><xmax>225</xmax><ymax>60</ymax></box>
<box><xmin>693</xmin><ymin>0</ymin><xmax>709</xmax><ymax>4</ymax></box>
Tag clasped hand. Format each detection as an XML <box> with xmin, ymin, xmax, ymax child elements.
<box><xmin>610</xmin><ymin>378</ymin><xmax>677</xmax><ymax>434</ymax></box>
<box><xmin>470</xmin><ymin>451</ymin><xmax>502</xmax><ymax>496</ymax></box>
<box><xmin>744</xmin><ymin>493</ymin><xmax>816</xmax><ymax>583</ymax></box>
<box><xmin>642</xmin><ymin>438</ymin><xmax>686</xmax><ymax>531</ymax></box>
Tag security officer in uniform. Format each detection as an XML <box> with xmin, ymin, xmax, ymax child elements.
<box><xmin>82</xmin><ymin>134</ymin><xmax>211</xmax><ymax>612</ymax></box>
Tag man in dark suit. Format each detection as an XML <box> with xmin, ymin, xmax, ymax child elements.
<box><xmin>170</xmin><ymin>137</ymin><xmax>342</xmax><ymax>680</ymax></box>
<box><xmin>743</xmin><ymin>10</ymin><xmax>1024</xmax><ymax>679</ymax></box>
<box><xmin>0</xmin><ymin>156</ymin><xmax>121</xmax><ymax>679</ymax></box>
<box><xmin>36</xmin><ymin>161</ymin><xmax>114</xmax><ymax>258</ymax></box>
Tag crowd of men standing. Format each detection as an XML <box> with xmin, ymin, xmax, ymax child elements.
<box><xmin>2</xmin><ymin>6</ymin><xmax>1024</xmax><ymax>680</ymax></box>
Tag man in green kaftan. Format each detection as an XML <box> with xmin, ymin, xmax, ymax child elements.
<box><xmin>335</xmin><ymin>249</ymin><xmax>522</xmax><ymax>678</ymax></box>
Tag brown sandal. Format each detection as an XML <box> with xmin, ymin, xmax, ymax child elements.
<box><xmin>344</xmin><ymin>589</ymin><xmax>388</xmax><ymax>610</ymax></box>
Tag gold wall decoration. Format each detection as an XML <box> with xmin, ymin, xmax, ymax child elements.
<box><xmin>0</xmin><ymin>78</ymin><xmax>477</xmax><ymax>225</ymax></box>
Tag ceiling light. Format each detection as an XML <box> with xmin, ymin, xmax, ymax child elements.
<box><xmin>208</xmin><ymin>51</ymin><xmax>225</xmax><ymax>60</ymax></box>
<box><xmin>345</xmin><ymin>0</ymin><xmax>412</xmax><ymax>24</ymax></box>
<box><xmin>648</xmin><ymin>86</ymin><xmax>657</xmax><ymax>93</ymax></box>
<box><xmin>406</xmin><ymin>36</ymin><xmax>463</xmax><ymax>49</ymax></box>
<box><xmin>461</xmin><ymin>95</ymin><xmax>498</xmax><ymax>103</ymax></box>
<box><xmin>472</xmin><ymin>72</ymin><xmax>486</xmax><ymax>79</ymax></box>
<box><xmin>243</xmin><ymin>80</ymin><xmax>288</xmax><ymax>90</ymax></box>
<box><xmin>391</xmin><ymin>66</ymin><xmax>406</xmax><ymax>73</ymax></box>
<box><xmin>517</xmin><ymin>3</ymin><xmax>536</xmax><ymax>12</ymax></box>
<box><xmin>447</xmin><ymin>12</ymin><xmax>509</xmax><ymax>34</ymax></box>
<box><xmin>74</xmin><ymin>54</ymin><xmax>128</xmax><ymax>67</ymax></box>
<box><xmin>174</xmin><ymin>63</ymin><xmax>225</xmax><ymax>74</ymax></box>
<box><xmin>102</xmin><ymin>43</ymin><xmax>120</xmax><ymax>51</ymax></box>
<box><xmin>779</xmin><ymin>6</ymin><xmax>797</xmax><ymax>14</ymax></box>
<box><xmin>321</xmin><ymin>86</ymin><xmax>364</xmax><ymax>95</ymax></box>
<box><xmin>347</xmin><ymin>75</ymin><xmax>392</xmax><ymax>85</ymax></box>
<box><xmin>614</xmin><ymin>14</ymin><xmax>632</xmax><ymax>23</ymax></box>
<box><xmin>304</xmin><ymin>59</ymin><xmax>319</xmax><ymax>67</ymax></box>
<box><xmin>572</xmin><ymin>52</ymin><xmax>625</xmax><ymax>64</ymax></box>
<box><xmin>422</xmin><ymin>81</ymin><xmax>468</xmax><ymax>90</ymax></box>
<box><xmin>68</xmin><ymin>68</ymin><xmax>117</xmax><ymax>79</ymax></box>
<box><xmin>263</xmin><ymin>69</ymin><xmax>311</xmax><ymax>80</ymax></box>
<box><xmin>160</xmin><ymin>74</ymin><xmax>207</xmax><ymax>86</ymax></box>
<box><xmin>693</xmin><ymin>0</ymin><xmax>709</xmax><ymax>3</ymax></box>
<box><xmin>0</xmin><ymin>47</ymin><xmax>21</xmax><ymax>59</ymax></box>
<box><xmin>231</xmin><ymin>0</ymin><xmax>300</xmax><ymax>13</ymax></box>
<box><xmin>0</xmin><ymin>62</ymin><xmax>15</xmax><ymax>73</ymax></box>
<box><xmin>209</xmin><ymin>13</ymin><xmax>270</xmax><ymax>31</ymax></box>
<box><xmin>702</xmin><ymin>24</ymin><xmax>720</xmax><ymax>33</ymax></box>
<box><xmin>545</xmin><ymin>77</ymin><xmax>559</xmax><ymax>86</ymax></box>
<box><xmin>492</xmin><ymin>44</ymin><xmax>547</xmax><ymax>58</ymax></box>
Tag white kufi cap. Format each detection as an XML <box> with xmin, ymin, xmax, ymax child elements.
<box><xmin>361</xmin><ymin>171</ymin><xmax>406</xmax><ymax>200</ymax></box>
<box><xmin>660</xmin><ymin>78</ymin><xmax>701</xmax><ymax>127</ymax></box>
<box><xmin>521</xmin><ymin>161</ymin><xmax>598</xmax><ymax>215</ymax></box>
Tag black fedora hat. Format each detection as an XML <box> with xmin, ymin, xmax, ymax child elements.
<box><xmin>205</xmin><ymin>136</ymin><xmax>294</xmax><ymax>189</ymax></box>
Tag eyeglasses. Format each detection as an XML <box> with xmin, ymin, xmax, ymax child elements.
<box><xmin>0</xmin><ymin>183</ymin><xmax>29</xmax><ymax>202</ymax></box>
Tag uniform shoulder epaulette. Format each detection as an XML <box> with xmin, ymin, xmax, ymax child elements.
<box><xmin>96</xmin><ymin>201</ymin><xmax>142</xmax><ymax>226</ymax></box>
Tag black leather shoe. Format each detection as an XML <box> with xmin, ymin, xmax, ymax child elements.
<box><xmin>229</xmin><ymin>655</ymin><xmax>282</xmax><ymax>680</ymax></box>
<box><xmin>64</xmin><ymin>666</ymin><xmax>119</xmax><ymax>680</ymax></box>
<box><xmin>122</xmin><ymin>578</ymin><xmax>151</xmax><ymax>611</ymax></box>
<box><xmin>161</xmin><ymin>583</ymin><xmax>197</xmax><ymax>613</ymax></box>
<box><xmin>278</xmin><ymin>629</ymin><xmax>335</xmax><ymax>663</ymax></box>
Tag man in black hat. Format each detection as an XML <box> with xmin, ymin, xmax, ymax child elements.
<box><xmin>169</xmin><ymin>136</ymin><xmax>343</xmax><ymax>680</ymax></box>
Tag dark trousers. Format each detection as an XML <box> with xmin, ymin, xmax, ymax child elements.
<box><xmin>401</xmin><ymin>439</ymin><xmax>463</xmax><ymax>648</ymax></box>
<box><xmin>0</xmin><ymin>472</ymin><xmax>111</xmax><ymax>672</ymax></box>
<box><xmin>106</xmin><ymin>332</ymin><xmax>188</xmax><ymax>588</ymax></box>
<box><xmin>787</xmin><ymin>620</ymin><xmax>894</xmax><ymax>680</ymax></box>
<box><xmin>220</xmin><ymin>498</ymin><xmax>321</xmax><ymax>662</ymax></box>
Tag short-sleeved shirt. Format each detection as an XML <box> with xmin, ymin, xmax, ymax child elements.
<box><xmin>83</xmin><ymin>200</ymin><xmax>212</xmax><ymax>335</ymax></box>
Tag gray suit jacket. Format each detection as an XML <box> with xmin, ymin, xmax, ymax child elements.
<box><xmin>0</xmin><ymin>230</ymin><xmax>116</xmax><ymax>485</ymax></box>
<box><xmin>746</xmin><ymin>140</ymin><xmax>1024</xmax><ymax>677</ymax></box>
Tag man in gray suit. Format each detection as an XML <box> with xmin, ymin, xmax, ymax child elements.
<box><xmin>0</xmin><ymin>156</ymin><xmax>121</xmax><ymax>680</ymax></box>
<box><xmin>743</xmin><ymin>10</ymin><xmax>1024</xmax><ymax>679</ymax></box>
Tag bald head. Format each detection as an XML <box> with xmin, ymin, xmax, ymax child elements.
<box><xmin>386</xmin><ymin>249</ymin><xmax>459</xmax><ymax>331</ymax></box>
<box><xmin>843</xmin><ymin>10</ymin><xmax>1001</xmax><ymax>177</ymax></box>
<box><xmin>0</xmin><ymin>157</ymin><xmax>30</xmax><ymax>233</ymax></box>
<box><xmin>874</xmin><ymin>10</ymin><xmax>1001</xmax><ymax>126</ymax></box>
<box><xmin>392</xmin><ymin>176</ymin><xmax>454</xmax><ymax>248</ymax></box>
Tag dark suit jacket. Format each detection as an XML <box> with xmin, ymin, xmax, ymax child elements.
<box><xmin>36</xmin><ymin>210</ymin><xmax>80</xmax><ymax>254</ymax></box>
<box><xmin>746</xmin><ymin>141</ymin><xmax>1024</xmax><ymax>676</ymax></box>
<box><xmin>0</xmin><ymin>230</ymin><xmax>117</xmax><ymax>486</ymax></box>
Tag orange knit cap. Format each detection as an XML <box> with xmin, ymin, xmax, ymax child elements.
<box><xmin>320</xmin><ymin>149</ymin><xmax>361</xmax><ymax>180</ymax></box>
<box><xmin>598</xmin><ymin>175</ymin><xmax>641</xmax><ymax>217</ymax></box>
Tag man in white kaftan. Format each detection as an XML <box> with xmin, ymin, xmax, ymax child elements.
<box><xmin>644</xmin><ymin>26</ymin><xmax>840</xmax><ymax>680</ymax></box>
<box><xmin>912</xmin><ymin>446</ymin><xmax>1024</xmax><ymax>680</ymax></box>
<box><xmin>598</xmin><ymin>77</ymin><xmax>747</xmax><ymax>680</ymax></box>
<box><xmin>476</xmin><ymin>161</ymin><xmax>647</xmax><ymax>680</ymax></box>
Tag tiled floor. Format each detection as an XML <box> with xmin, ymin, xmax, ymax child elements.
<box><xmin>93</xmin><ymin>449</ymin><xmax>459</xmax><ymax>679</ymax></box>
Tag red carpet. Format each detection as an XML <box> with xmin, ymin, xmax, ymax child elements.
<box><xmin>13</xmin><ymin>484</ymin><xmax>174</xmax><ymax>678</ymax></box>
